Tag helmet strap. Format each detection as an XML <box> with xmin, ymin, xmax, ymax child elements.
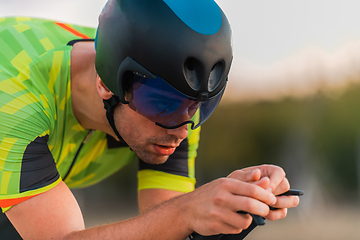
<box><xmin>103</xmin><ymin>96</ymin><xmax>127</xmax><ymax>144</ymax></box>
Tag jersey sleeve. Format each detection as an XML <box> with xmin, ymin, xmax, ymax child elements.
<box><xmin>0</xmin><ymin>17</ymin><xmax>96</xmax><ymax>212</ymax></box>
<box><xmin>137</xmin><ymin>125</ymin><xmax>200</xmax><ymax>193</ymax></box>
<box><xmin>0</xmin><ymin>71</ymin><xmax>61</xmax><ymax>212</ymax></box>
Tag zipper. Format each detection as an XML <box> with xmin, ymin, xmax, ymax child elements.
<box><xmin>63</xmin><ymin>130</ymin><xmax>94</xmax><ymax>182</ymax></box>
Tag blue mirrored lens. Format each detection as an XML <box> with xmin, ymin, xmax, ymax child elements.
<box><xmin>126</xmin><ymin>75</ymin><xmax>225</xmax><ymax>129</ymax></box>
<box><xmin>133</xmin><ymin>77</ymin><xmax>185</xmax><ymax>116</ymax></box>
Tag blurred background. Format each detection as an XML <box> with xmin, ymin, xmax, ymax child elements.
<box><xmin>3</xmin><ymin>0</ymin><xmax>360</xmax><ymax>239</ymax></box>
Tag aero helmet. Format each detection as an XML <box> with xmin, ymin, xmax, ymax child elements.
<box><xmin>95</xmin><ymin>0</ymin><xmax>233</xmax><ymax>139</ymax></box>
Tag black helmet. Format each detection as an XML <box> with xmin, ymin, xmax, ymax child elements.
<box><xmin>95</xmin><ymin>0</ymin><xmax>232</xmax><ymax>138</ymax></box>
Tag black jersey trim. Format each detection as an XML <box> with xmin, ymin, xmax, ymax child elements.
<box><xmin>20</xmin><ymin>135</ymin><xmax>60</xmax><ymax>193</ymax></box>
<box><xmin>139</xmin><ymin>138</ymin><xmax>189</xmax><ymax>177</ymax></box>
<box><xmin>67</xmin><ymin>39</ymin><xmax>94</xmax><ymax>46</ymax></box>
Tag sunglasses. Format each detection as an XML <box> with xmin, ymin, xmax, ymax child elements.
<box><xmin>124</xmin><ymin>74</ymin><xmax>225</xmax><ymax>130</ymax></box>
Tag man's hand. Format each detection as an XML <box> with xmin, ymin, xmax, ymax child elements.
<box><xmin>227</xmin><ymin>164</ymin><xmax>300</xmax><ymax>221</ymax></box>
<box><xmin>179</xmin><ymin>176</ymin><xmax>277</xmax><ymax>236</ymax></box>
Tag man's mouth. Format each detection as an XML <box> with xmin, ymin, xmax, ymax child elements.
<box><xmin>153</xmin><ymin>144</ymin><xmax>177</xmax><ymax>156</ymax></box>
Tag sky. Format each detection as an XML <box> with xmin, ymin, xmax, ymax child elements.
<box><xmin>2</xmin><ymin>0</ymin><xmax>360</xmax><ymax>100</ymax></box>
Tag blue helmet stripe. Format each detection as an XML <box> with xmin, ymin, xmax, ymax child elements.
<box><xmin>163</xmin><ymin>0</ymin><xmax>222</xmax><ymax>35</ymax></box>
<box><xmin>95</xmin><ymin>27</ymin><xmax>99</xmax><ymax>51</ymax></box>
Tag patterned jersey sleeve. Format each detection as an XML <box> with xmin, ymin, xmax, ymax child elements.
<box><xmin>0</xmin><ymin>70</ymin><xmax>61</xmax><ymax>212</ymax></box>
<box><xmin>0</xmin><ymin>18</ymin><xmax>76</xmax><ymax>212</ymax></box>
<box><xmin>137</xmin><ymin>125</ymin><xmax>201</xmax><ymax>193</ymax></box>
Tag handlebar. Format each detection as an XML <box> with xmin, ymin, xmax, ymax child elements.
<box><xmin>186</xmin><ymin>189</ymin><xmax>303</xmax><ymax>240</ymax></box>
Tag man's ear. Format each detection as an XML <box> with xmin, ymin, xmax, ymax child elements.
<box><xmin>96</xmin><ymin>75</ymin><xmax>113</xmax><ymax>100</ymax></box>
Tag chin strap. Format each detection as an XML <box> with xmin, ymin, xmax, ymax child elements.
<box><xmin>103</xmin><ymin>96</ymin><xmax>127</xmax><ymax>144</ymax></box>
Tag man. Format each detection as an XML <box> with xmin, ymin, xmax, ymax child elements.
<box><xmin>0</xmin><ymin>0</ymin><xmax>299</xmax><ymax>239</ymax></box>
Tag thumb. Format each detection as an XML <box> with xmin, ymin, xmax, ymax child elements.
<box><xmin>254</xmin><ymin>176</ymin><xmax>270</xmax><ymax>189</ymax></box>
<box><xmin>227</xmin><ymin>168</ymin><xmax>262</xmax><ymax>182</ymax></box>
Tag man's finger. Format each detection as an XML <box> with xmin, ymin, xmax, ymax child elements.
<box><xmin>265</xmin><ymin>208</ymin><xmax>288</xmax><ymax>221</ymax></box>
<box><xmin>270</xmin><ymin>195</ymin><xmax>299</xmax><ymax>209</ymax></box>
<box><xmin>272</xmin><ymin>178</ymin><xmax>290</xmax><ymax>196</ymax></box>
<box><xmin>224</xmin><ymin>179</ymin><xmax>277</xmax><ymax>206</ymax></box>
<box><xmin>227</xmin><ymin>168</ymin><xmax>261</xmax><ymax>183</ymax></box>
<box><xmin>253</xmin><ymin>177</ymin><xmax>270</xmax><ymax>189</ymax></box>
<box><xmin>258</xmin><ymin>164</ymin><xmax>286</xmax><ymax>192</ymax></box>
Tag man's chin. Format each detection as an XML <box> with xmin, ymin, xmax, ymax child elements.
<box><xmin>135</xmin><ymin>150</ymin><xmax>170</xmax><ymax>165</ymax></box>
<box><xmin>143</xmin><ymin>156</ymin><xmax>169</xmax><ymax>165</ymax></box>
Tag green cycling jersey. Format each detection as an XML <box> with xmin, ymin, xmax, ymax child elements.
<box><xmin>0</xmin><ymin>17</ymin><xmax>199</xmax><ymax>212</ymax></box>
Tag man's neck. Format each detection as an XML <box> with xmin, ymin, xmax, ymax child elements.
<box><xmin>70</xmin><ymin>41</ymin><xmax>111</xmax><ymax>134</ymax></box>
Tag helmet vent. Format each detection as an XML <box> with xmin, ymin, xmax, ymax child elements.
<box><xmin>184</xmin><ymin>58</ymin><xmax>202</xmax><ymax>91</ymax></box>
<box><xmin>208</xmin><ymin>62</ymin><xmax>224</xmax><ymax>91</ymax></box>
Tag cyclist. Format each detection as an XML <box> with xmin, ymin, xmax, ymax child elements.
<box><xmin>0</xmin><ymin>0</ymin><xmax>299</xmax><ymax>239</ymax></box>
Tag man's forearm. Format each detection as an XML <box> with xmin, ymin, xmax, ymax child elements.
<box><xmin>138</xmin><ymin>188</ymin><xmax>186</xmax><ymax>214</ymax></box>
<box><xmin>64</xmin><ymin>196</ymin><xmax>191</xmax><ymax>240</ymax></box>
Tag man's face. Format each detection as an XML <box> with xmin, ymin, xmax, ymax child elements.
<box><xmin>113</xmin><ymin>103</ymin><xmax>189</xmax><ymax>164</ymax></box>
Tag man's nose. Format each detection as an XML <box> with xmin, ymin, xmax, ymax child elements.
<box><xmin>166</xmin><ymin>124</ymin><xmax>188</xmax><ymax>140</ymax></box>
